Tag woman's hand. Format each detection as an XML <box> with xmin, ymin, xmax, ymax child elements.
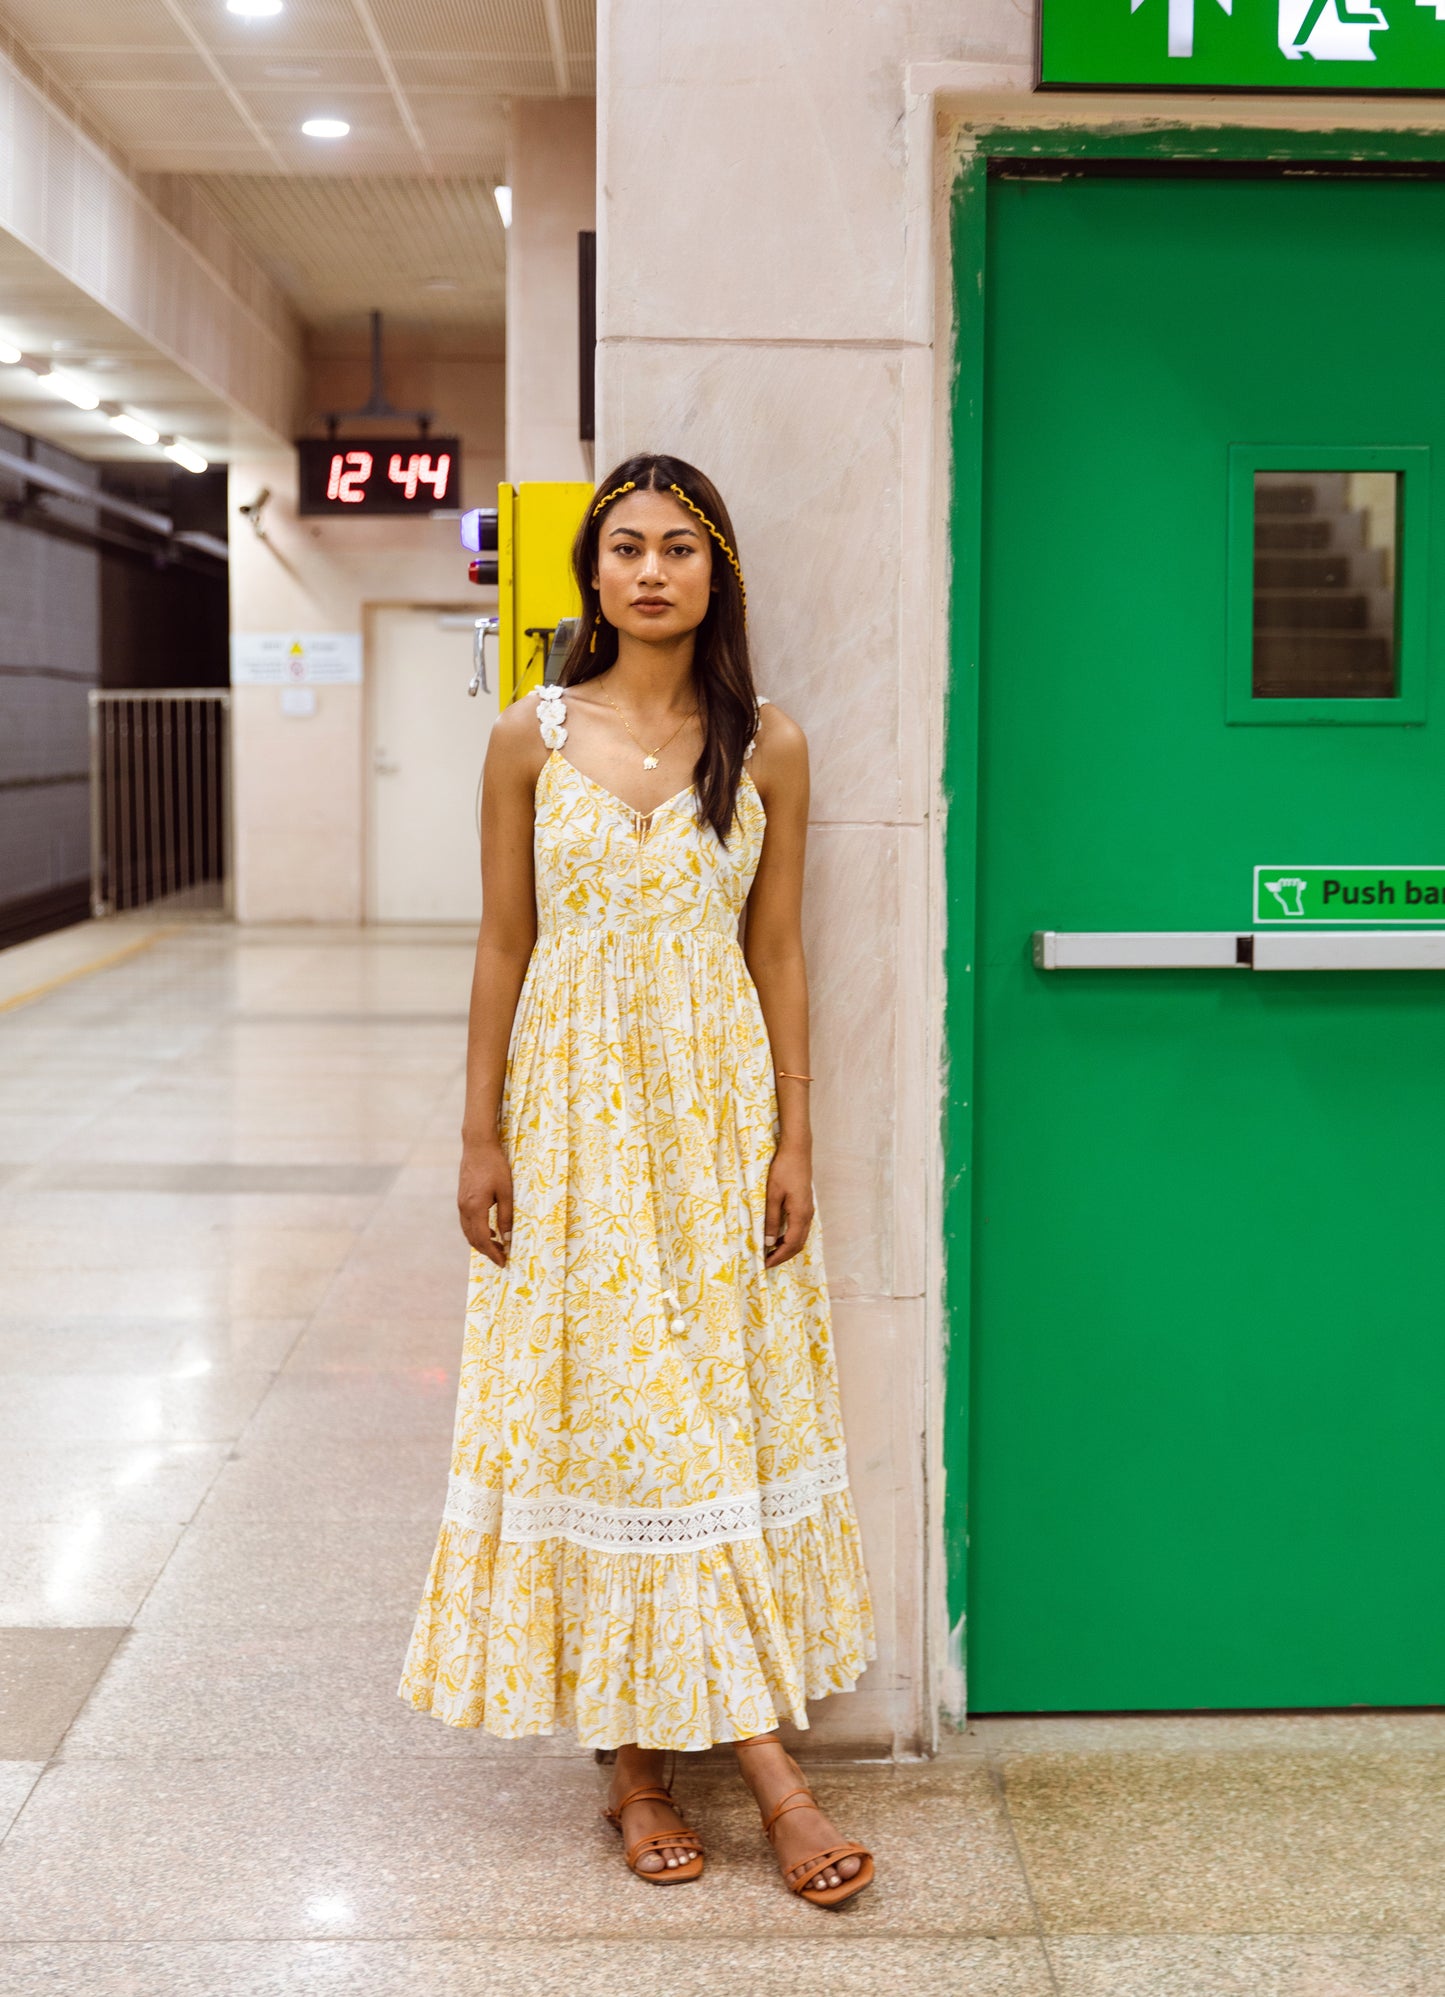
<box><xmin>459</xmin><ymin>1139</ymin><xmax>513</xmax><ymax>1266</ymax></box>
<box><xmin>763</xmin><ymin>1141</ymin><xmax>814</xmax><ymax>1268</ymax></box>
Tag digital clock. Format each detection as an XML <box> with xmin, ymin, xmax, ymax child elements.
<box><xmin>296</xmin><ymin>436</ymin><xmax>461</xmax><ymax>517</ymax></box>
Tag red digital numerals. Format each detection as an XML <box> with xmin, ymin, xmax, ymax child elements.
<box><xmin>322</xmin><ymin>447</ymin><xmax>451</xmax><ymax>507</ymax></box>
<box><xmin>386</xmin><ymin>452</ymin><xmax>452</xmax><ymax>501</ymax></box>
<box><xmin>325</xmin><ymin>450</ymin><xmax>373</xmax><ymax>503</ymax></box>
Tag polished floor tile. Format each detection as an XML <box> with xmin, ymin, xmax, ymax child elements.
<box><xmin>0</xmin><ymin>1442</ymin><xmax>228</xmax><ymax>1524</ymax></box>
<box><xmin>0</xmin><ymin>1763</ymin><xmax>44</xmax><ymax>1843</ymax></box>
<box><xmin>197</xmin><ymin>1433</ymin><xmax>448</xmax><ymax>1523</ymax></box>
<box><xmin>1048</xmin><ymin>1936</ymin><xmax>1445</xmax><ymax>1996</ymax></box>
<box><xmin>0</xmin><ymin>1627</ymin><xmax>127</xmax><ymax>1757</ymax></box>
<box><xmin>0</xmin><ymin>1939</ymin><xmax>1054</xmax><ymax>1997</ymax></box>
<box><xmin>132</xmin><ymin>1514</ymin><xmax>439</xmax><ymax>1628</ymax></box>
<box><xmin>0</xmin><ymin>1759</ymin><xmax>1033</xmax><ymax>1941</ymax></box>
<box><xmin>281</xmin><ymin>1315</ymin><xmax>464</xmax><ymax>1373</ymax></box>
<box><xmin>238</xmin><ymin>1372</ymin><xmax>459</xmax><ymax>1446</ymax></box>
<box><xmin>0</xmin><ymin>1521</ymin><xmax>185</xmax><ymax>1627</ymax></box>
<box><xmin>1003</xmin><ymin>1745</ymin><xmax>1445</xmax><ymax>1934</ymax></box>
<box><xmin>0</xmin><ymin>1374</ymin><xmax>274</xmax><ymax>1447</ymax></box>
<box><xmin>0</xmin><ymin>1318</ymin><xmax>304</xmax><ymax>1375</ymax></box>
<box><xmin>60</xmin><ymin>1623</ymin><xmax>559</xmax><ymax>1762</ymax></box>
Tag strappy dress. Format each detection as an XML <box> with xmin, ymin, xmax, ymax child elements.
<box><xmin>399</xmin><ymin>685</ymin><xmax>874</xmax><ymax>1751</ymax></box>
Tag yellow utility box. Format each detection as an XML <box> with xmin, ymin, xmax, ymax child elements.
<box><xmin>496</xmin><ymin>481</ymin><xmax>593</xmax><ymax>707</ymax></box>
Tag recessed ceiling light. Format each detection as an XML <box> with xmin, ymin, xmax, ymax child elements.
<box><xmin>164</xmin><ymin>438</ymin><xmax>209</xmax><ymax>474</ymax></box>
<box><xmin>0</xmin><ymin>341</ymin><xmax>20</xmax><ymax>365</ymax></box>
<box><xmin>302</xmin><ymin>118</ymin><xmax>349</xmax><ymax>139</ymax></box>
<box><xmin>424</xmin><ymin>277</ymin><xmax>459</xmax><ymax>292</ymax></box>
<box><xmin>109</xmin><ymin>410</ymin><xmax>161</xmax><ymax>447</ymax></box>
<box><xmin>42</xmin><ymin>367</ymin><xmax>99</xmax><ymax>411</ymax></box>
<box><xmin>493</xmin><ymin>184</ymin><xmax>512</xmax><ymax>229</ymax></box>
<box><xmin>227</xmin><ymin>0</ymin><xmax>284</xmax><ymax>17</ymax></box>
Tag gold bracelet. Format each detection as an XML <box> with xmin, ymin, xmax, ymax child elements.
<box><xmin>775</xmin><ymin>1070</ymin><xmax>813</xmax><ymax>1082</ymax></box>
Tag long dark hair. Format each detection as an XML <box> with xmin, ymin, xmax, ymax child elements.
<box><xmin>560</xmin><ymin>453</ymin><xmax>758</xmax><ymax>846</ymax></box>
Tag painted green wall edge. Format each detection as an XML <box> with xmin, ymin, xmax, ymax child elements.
<box><xmin>940</xmin><ymin>115</ymin><xmax>1445</xmax><ymax>1694</ymax></box>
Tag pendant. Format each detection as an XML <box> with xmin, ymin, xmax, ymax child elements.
<box><xmin>643</xmin><ymin>754</ymin><xmax>658</xmax><ymax>769</ymax></box>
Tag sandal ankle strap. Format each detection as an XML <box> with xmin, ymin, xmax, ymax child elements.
<box><xmin>761</xmin><ymin>1785</ymin><xmax>817</xmax><ymax>1840</ymax></box>
<box><xmin>608</xmin><ymin>1782</ymin><xmax>675</xmax><ymax>1816</ymax></box>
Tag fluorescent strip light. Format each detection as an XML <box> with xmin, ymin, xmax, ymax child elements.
<box><xmin>0</xmin><ymin>341</ymin><xmax>20</xmax><ymax>365</ymax></box>
<box><xmin>43</xmin><ymin>368</ymin><xmax>99</xmax><ymax>410</ymax></box>
<box><xmin>109</xmin><ymin>411</ymin><xmax>161</xmax><ymax>447</ymax></box>
<box><xmin>493</xmin><ymin>184</ymin><xmax>512</xmax><ymax>229</ymax></box>
<box><xmin>164</xmin><ymin>439</ymin><xmax>209</xmax><ymax>474</ymax></box>
<box><xmin>227</xmin><ymin>0</ymin><xmax>283</xmax><ymax>14</ymax></box>
<box><xmin>301</xmin><ymin>118</ymin><xmax>349</xmax><ymax>139</ymax></box>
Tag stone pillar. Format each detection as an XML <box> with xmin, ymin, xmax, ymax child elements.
<box><xmin>505</xmin><ymin>98</ymin><xmax>597</xmax><ymax>484</ymax></box>
<box><xmin>595</xmin><ymin>1</ymin><xmax>962</xmax><ymax>1755</ymax></box>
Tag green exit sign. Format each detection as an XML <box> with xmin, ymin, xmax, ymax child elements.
<box><xmin>1039</xmin><ymin>0</ymin><xmax>1445</xmax><ymax>91</ymax></box>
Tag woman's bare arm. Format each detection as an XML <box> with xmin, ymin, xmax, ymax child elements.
<box><xmin>742</xmin><ymin>705</ymin><xmax>816</xmax><ymax>1269</ymax></box>
<box><xmin>458</xmin><ymin>698</ymin><xmax>546</xmax><ymax>1266</ymax></box>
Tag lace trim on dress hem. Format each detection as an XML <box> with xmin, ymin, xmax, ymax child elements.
<box><xmin>442</xmin><ymin>1453</ymin><xmax>850</xmax><ymax>1553</ymax></box>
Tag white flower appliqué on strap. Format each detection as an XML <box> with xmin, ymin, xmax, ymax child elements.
<box><xmin>742</xmin><ymin>694</ymin><xmax>771</xmax><ymax>762</ymax></box>
<box><xmin>537</xmin><ymin>683</ymin><xmax>568</xmax><ymax>750</ymax></box>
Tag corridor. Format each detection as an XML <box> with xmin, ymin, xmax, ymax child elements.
<box><xmin>1</xmin><ymin>927</ymin><xmax>1444</xmax><ymax>1997</ymax></box>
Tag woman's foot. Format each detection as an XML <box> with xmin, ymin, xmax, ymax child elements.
<box><xmin>734</xmin><ymin>1734</ymin><xmax>866</xmax><ymax>1893</ymax></box>
<box><xmin>607</xmin><ymin>1746</ymin><xmax>697</xmax><ymax>1874</ymax></box>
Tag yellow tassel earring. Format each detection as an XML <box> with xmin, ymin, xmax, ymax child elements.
<box><xmin>589</xmin><ymin>611</ymin><xmax>602</xmax><ymax>654</ymax></box>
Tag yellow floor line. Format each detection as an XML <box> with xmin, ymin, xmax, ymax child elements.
<box><xmin>0</xmin><ymin>927</ymin><xmax>176</xmax><ymax>1016</ymax></box>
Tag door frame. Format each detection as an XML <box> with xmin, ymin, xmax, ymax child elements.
<box><xmin>942</xmin><ymin>118</ymin><xmax>1445</xmax><ymax>1708</ymax></box>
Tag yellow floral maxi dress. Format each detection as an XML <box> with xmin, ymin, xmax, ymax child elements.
<box><xmin>398</xmin><ymin>685</ymin><xmax>875</xmax><ymax>1752</ymax></box>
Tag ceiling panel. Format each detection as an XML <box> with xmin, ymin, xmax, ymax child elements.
<box><xmin>392</xmin><ymin>53</ymin><xmax>557</xmax><ymax>91</ymax></box>
<box><xmin>367</xmin><ymin>0</ymin><xmax>554</xmax><ymax>58</ymax></box>
<box><xmin>212</xmin><ymin>50</ymin><xmax>388</xmax><ymax>89</ymax></box>
<box><xmin>0</xmin><ymin>0</ymin><xmax>595</xmax><ymax>327</ymax></box>
<box><xmin>7</xmin><ymin>0</ymin><xmax>178</xmax><ymax>48</ymax></box>
<box><xmin>191</xmin><ymin>172</ymin><xmax>505</xmax><ymax>328</ymax></box>
<box><xmin>174</xmin><ymin>0</ymin><xmax>373</xmax><ymax>58</ymax></box>
<box><xmin>53</xmin><ymin>50</ymin><xmax>212</xmax><ymax>84</ymax></box>
<box><xmin>82</xmin><ymin>84</ymin><xmax>260</xmax><ymax>148</ymax></box>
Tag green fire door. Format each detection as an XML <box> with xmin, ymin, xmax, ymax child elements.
<box><xmin>967</xmin><ymin>164</ymin><xmax>1445</xmax><ymax>1710</ymax></box>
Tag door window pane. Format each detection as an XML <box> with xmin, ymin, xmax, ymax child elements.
<box><xmin>1253</xmin><ymin>470</ymin><xmax>1398</xmax><ymax>699</ymax></box>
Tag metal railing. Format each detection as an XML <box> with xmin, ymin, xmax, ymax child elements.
<box><xmin>88</xmin><ymin>691</ymin><xmax>231</xmax><ymax>919</ymax></box>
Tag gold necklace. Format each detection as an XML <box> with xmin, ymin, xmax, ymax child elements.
<box><xmin>600</xmin><ymin>689</ymin><xmax>697</xmax><ymax>770</ymax></box>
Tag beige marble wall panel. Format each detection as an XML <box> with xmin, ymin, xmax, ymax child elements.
<box><xmin>506</xmin><ymin>97</ymin><xmax>596</xmax><ymax>483</ymax></box>
<box><xmin>600</xmin><ymin>0</ymin><xmax>1021</xmax><ymax>345</ymax></box>
<box><xmin>231</xmin><ymin>688</ymin><xmax>364</xmax><ymax>926</ymax></box>
<box><xmin>603</xmin><ymin>339</ymin><xmax>905</xmax><ymax>827</ymax></box>
<box><xmin>803</xmin><ymin>826</ymin><xmax>898</xmax><ymax>1302</ymax></box>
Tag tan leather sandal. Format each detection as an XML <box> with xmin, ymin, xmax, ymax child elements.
<box><xmin>758</xmin><ymin>1769</ymin><xmax>874</xmax><ymax>1909</ymax></box>
<box><xmin>601</xmin><ymin>1781</ymin><xmax>704</xmax><ymax>1885</ymax></box>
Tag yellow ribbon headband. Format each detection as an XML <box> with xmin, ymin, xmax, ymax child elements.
<box><xmin>588</xmin><ymin>478</ymin><xmax>747</xmax><ymax>613</ymax></box>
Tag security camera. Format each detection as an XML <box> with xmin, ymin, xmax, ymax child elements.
<box><xmin>239</xmin><ymin>488</ymin><xmax>271</xmax><ymax>539</ymax></box>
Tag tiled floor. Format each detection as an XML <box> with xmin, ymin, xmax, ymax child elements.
<box><xmin>1</xmin><ymin>925</ymin><xmax>1443</xmax><ymax>1996</ymax></box>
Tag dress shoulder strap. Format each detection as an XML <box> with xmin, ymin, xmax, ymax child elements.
<box><xmin>536</xmin><ymin>683</ymin><xmax>567</xmax><ymax>747</ymax></box>
<box><xmin>743</xmin><ymin>695</ymin><xmax>771</xmax><ymax>762</ymax></box>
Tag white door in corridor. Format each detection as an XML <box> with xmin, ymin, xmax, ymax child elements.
<box><xmin>368</xmin><ymin>604</ymin><xmax>498</xmax><ymax>923</ymax></box>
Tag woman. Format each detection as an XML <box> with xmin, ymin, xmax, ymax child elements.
<box><xmin>399</xmin><ymin>454</ymin><xmax>876</xmax><ymax>1908</ymax></box>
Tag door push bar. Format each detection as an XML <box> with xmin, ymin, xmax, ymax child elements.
<box><xmin>1032</xmin><ymin>930</ymin><xmax>1445</xmax><ymax>972</ymax></box>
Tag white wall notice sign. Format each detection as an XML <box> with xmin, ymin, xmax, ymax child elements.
<box><xmin>231</xmin><ymin>632</ymin><xmax>362</xmax><ymax>685</ymax></box>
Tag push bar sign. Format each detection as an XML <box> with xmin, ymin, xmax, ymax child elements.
<box><xmin>1254</xmin><ymin>865</ymin><xmax>1445</xmax><ymax>922</ymax></box>
<box><xmin>1039</xmin><ymin>0</ymin><xmax>1445</xmax><ymax>90</ymax></box>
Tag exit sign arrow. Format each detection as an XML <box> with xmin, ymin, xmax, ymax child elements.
<box><xmin>1130</xmin><ymin>0</ymin><xmax>1233</xmax><ymax>58</ymax></box>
